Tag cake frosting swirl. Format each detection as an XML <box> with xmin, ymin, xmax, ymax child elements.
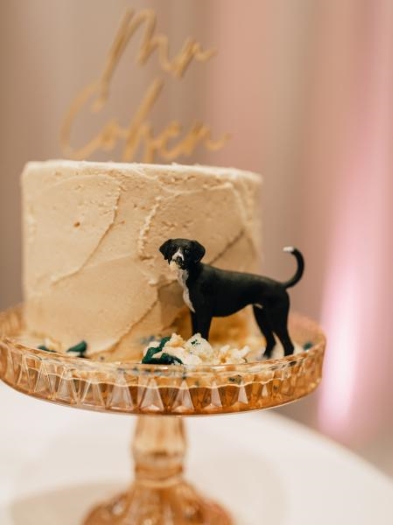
<box><xmin>22</xmin><ymin>160</ymin><xmax>262</xmax><ymax>359</ymax></box>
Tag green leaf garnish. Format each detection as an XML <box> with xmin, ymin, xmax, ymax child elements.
<box><xmin>142</xmin><ymin>336</ymin><xmax>171</xmax><ymax>363</ymax></box>
<box><xmin>38</xmin><ymin>345</ymin><xmax>56</xmax><ymax>353</ymax></box>
<box><xmin>157</xmin><ymin>336</ymin><xmax>171</xmax><ymax>352</ymax></box>
<box><xmin>142</xmin><ymin>346</ymin><xmax>161</xmax><ymax>363</ymax></box>
<box><xmin>143</xmin><ymin>353</ymin><xmax>183</xmax><ymax>365</ymax></box>
<box><xmin>142</xmin><ymin>336</ymin><xmax>183</xmax><ymax>365</ymax></box>
<box><xmin>67</xmin><ymin>340</ymin><xmax>88</xmax><ymax>357</ymax></box>
<box><xmin>160</xmin><ymin>353</ymin><xmax>183</xmax><ymax>364</ymax></box>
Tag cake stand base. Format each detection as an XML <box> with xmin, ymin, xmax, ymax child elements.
<box><xmin>83</xmin><ymin>415</ymin><xmax>232</xmax><ymax>525</ymax></box>
<box><xmin>84</xmin><ymin>484</ymin><xmax>231</xmax><ymax>525</ymax></box>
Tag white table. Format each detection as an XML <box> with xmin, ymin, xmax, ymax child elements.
<box><xmin>1</xmin><ymin>381</ymin><xmax>392</xmax><ymax>525</ymax></box>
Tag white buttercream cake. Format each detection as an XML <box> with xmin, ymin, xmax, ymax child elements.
<box><xmin>22</xmin><ymin>160</ymin><xmax>262</xmax><ymax>361</ymax></box>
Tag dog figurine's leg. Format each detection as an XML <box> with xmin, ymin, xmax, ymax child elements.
<box><xmin>252</xmin><ymin>306</ymin><xmax>276</xmax><ymax>358</ymax></box>
<box><xmin>192</xmin><ymin>312</ymin><xmax>212</xmax><ymax>340</ymax></box>
<box><xmin>190</xmin><ymin>311</ymin><xmax>198</xmax><ymax>336</ymax></box>
<box><xmin>273</xmin><ymin>325</ymin><xmax>294</xmax><ymax>356</ymax></box>
<box><xmin>267</xmin><ymin>296</ymin><xmax>294</xmax><ymax>356</ymax></box>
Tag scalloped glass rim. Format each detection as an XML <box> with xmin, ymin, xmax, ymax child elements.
<box><xmin>0</xmin><ymin>305</ymin><xmax>325</xmax><ymax>376</ymax></box>
<box><xmin>0</xmin><ymin>305</ymin><xmax>326</xmax><ymax>415</ymax></box>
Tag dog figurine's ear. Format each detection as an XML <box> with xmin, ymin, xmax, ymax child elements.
<box><xmin>190</xmin><ymin>240</ymin><xmax>206</xmax><ymax>263</ymax></box>
<box><xmin>159</xmin><ymin>239</ymin><xmax>174</xmax><ymax>262</ymax></box>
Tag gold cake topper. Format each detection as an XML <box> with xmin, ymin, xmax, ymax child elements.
<box><xmin>61</xmin><ymin>8</ymin><xmax>229</xmax><ymax>163</ymax></box>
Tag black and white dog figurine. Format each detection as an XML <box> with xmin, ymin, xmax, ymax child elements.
<box><xmin>159</xmin><ymin>238</ymin><xmax>304</xmax><ymax>357</ymax></box>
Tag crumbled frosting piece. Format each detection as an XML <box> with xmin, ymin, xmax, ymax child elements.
<box><xmin>143</xmin><ymin>333</ymin><xmax>253</xmax><ymax>365</ymax></box>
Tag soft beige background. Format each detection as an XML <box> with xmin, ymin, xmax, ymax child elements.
<box><xmin>1</xmin><ymin>0</ymin><xmax>392</xmax><ymax>477</ymax></box>
<box><xmin>0</xmin><ymin>0</ymin><xmax>315</xmax><ymax>310</ymax></box>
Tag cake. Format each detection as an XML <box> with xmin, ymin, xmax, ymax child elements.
<box><xmin>22</xmin><ymin>160</ymin><xmax>262</xmax><ymax>361</ymax></box>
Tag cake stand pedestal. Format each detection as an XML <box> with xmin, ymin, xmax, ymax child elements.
<box><xmin>85</xmin><ymin>416</ymin><xmax>230</xmax><ymax>524</ymax></box>
<box><xmin>0</xmin><ymin>307</ymin><xmax>325</xmax><ymax>525</ymax></box>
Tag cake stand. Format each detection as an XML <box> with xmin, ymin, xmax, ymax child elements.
<box><xmin>0</xmin><ymin>306</ymin><xmax>325</xmax><ymax>525</ymax></box>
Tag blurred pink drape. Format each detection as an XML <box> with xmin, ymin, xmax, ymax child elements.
<box><xmin>315</xmin><ymin>0</ymin><xmax>393</xmax><ymax>444</ymax></box>
<box><xmin>205</xmin><ymin>0</ymin><xmax>393</xmax><ymax>446</ymax></box>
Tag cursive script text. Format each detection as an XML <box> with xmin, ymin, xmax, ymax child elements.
<box><xmin>61</xmin><ymin>8</ymin><xmax>229</xmax><ymax>162</ymax></box>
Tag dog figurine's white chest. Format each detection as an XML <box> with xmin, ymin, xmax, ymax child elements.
<box><xmin>176</xmin><ymin>269</ymin><xmax>195</xmax><ymax>313</ymax></box>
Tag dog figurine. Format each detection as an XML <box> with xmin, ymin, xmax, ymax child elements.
<box><xmin>159</xmin><ymin>238</ymin><xmax>304</xmax><ymax>357</ymax></box>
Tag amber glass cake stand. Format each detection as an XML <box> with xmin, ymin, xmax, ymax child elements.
<box><xmin>0</xmin><ymin>306</ymin><xmax>325</xmax><ymax>524</ymax></box>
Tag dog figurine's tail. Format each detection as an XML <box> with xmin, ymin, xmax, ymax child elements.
<box><xmin>281</xmin><ymin>247</ymin><xmax>305</xmax><ymax>289</ymax></box>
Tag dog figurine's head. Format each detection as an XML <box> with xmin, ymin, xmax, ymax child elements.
<box><xmin>159</xmin><ymin>239</ymin><xmax>206</xmax><ymax>269</ymax></box>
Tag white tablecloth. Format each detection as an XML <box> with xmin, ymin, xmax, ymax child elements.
<box><xmin>1</xmin><ymin>381</ymin><xmax>392</xmax><ymax>525</ymax></box>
